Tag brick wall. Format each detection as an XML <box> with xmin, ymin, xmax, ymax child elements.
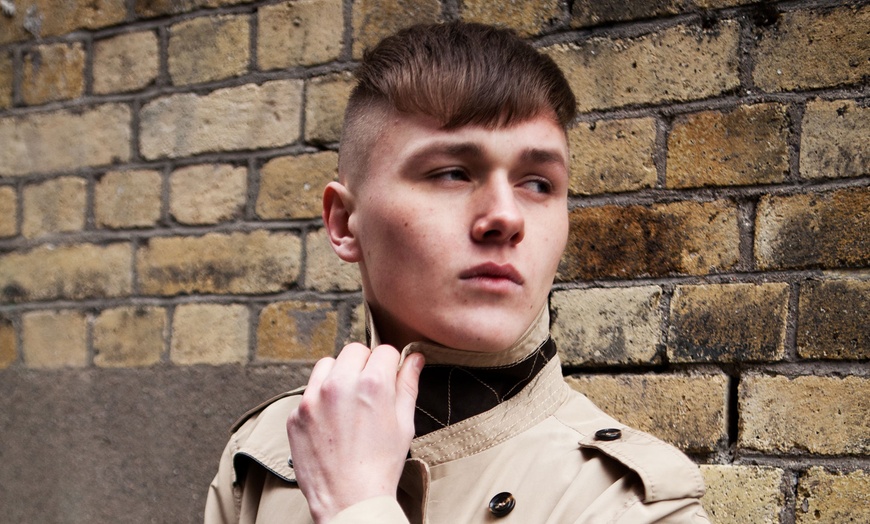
<box><xmin>0</xmin><ymin>1</ymin><xmax>867</xmax><ymax>522</ymax></box>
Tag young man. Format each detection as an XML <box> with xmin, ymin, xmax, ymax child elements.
<box><xmin>205</xmin><ymin>22</ymin><xmax>710</xmax><ymax>523</ymax></box>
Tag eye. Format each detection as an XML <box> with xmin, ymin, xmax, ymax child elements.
<box><xmin>430</xmin><ymin>168</ymin><xmax>469</xmax><ymax>182</ymax></box>
<box><xmin>520</xmin><ymin>177</ymin><xmax>553</xmax><ymax>194</ymax></box>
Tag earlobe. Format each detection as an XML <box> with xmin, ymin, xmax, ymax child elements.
<box><xmin>322</xmin><ymin>181</ymin><xmax>362</xmax><ymax>263</ymax></box>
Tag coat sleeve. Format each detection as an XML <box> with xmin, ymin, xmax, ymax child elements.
<box><xmin>329</xmin><ymin>496</ymin><xmax>410</xmax><ymax>524</ymax></box>
<box><xmin>204</xmin><ymin>437</ymin><xmax>240</xmax><ymax>524</ymax></box>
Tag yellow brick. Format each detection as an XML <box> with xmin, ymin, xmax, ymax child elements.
<box><xmin>94</xmin><ymin>31</ymin><xmax>160</xmax><ymax>94</ymax></box>
<box><xmin>257</xmin><ymin>301</ymin><xmax>338</xmax><ymax>361</ymax></box>
<box><xmin>739</xmin><ymin>374</ymin><xmax>870</xmax><ymax>455</ymax></box>
<box><xmin>0</xmin><ymin>0</ymin><xmax>126</xmax><ymax>45</ymax></box>
<box><xmin>461</xmin><ymin>0</ymin><xmax>561</xmax><ymax>37</ymax></box>
<box><xmin>568</xmin><ymin>118</ymin><xmax>657</xmax><ymax>195</ymax></box>
<box><xmin>667</xmin><ymin>104</ymin><xmax>789</xmax><ymax>188</ymax></box>
<box><xmin>139</xmin><ymin>80</ymin><xmax>301</xmax><ymax>159</ymax></box>
<box><xmin>95</xmin><ymin>170</ymin><xmax>163</xmax><ymax>229</ymax></box>
<box><xmin>169</xmin><ymin>14</ymin><xmax>250</xmax><ymax>86</ymax></box>
<box><xmin>0</xmin><ymin>50</ymin><xmax>12</xmax><ymax>109</ymax></box>
<box><xmin>0</xmin><ymin>186</ymin><xmax>16</xmax><ymax>237</ymax></box>
<box><xmin>94</xmin><ymin>307</ymin><xmax>166</xmax><ymax>368</ymax></box>
<box><xmin>547</xmin><ymin>22</ymin><xmax>740</xmax><ymax>112</ymax></box>
<box><xmin>137</xmin><ymin>231</ymin><xmax>301</xmax><ymax>295</ymax></box>
<box><xmin>566</xmin><ymin>373</ymin><xmax>728</xmax><ymax>452</ymax></box>
<box><xmin>305</xmin><ymin>228</ymin><xmax>362</xmax><ymax>292</ymax></box>
<box><xmin>551</xmin><ymin>287</ymin><xmax>662</xmax><ymax>365</ymax></box>
<box><xmin>22</xmin><ymin>310</ymin><xmax>88</xmax><ymax>369</ymax></box>
<box><xmin>0</xmin><ymin>104</ymin><xmax>131</xmax><ymax>177</ymax></box>
<box><xmin>800</xmin><ymin>99</ymin><xmax>869</xmax><ymax>180</ymax></box>
<box><xmin>22</xmin><ymin>176</ymin><xmax>87</xmax><ymax>238</ymax></box>
<box><xmin>134</xmin><ymin>0</ymin><xmax>256</xmax><ymax>18</ymax></box>
<box><xmin>256</xmin><ymin>152</ymin><xmax>337</xmax><ymax>220</ymax></box>
<box><xmin>754</xmin><ymin>6</ymin><xmax>870</xmax><ymax>92</ymax></box>
<box><xmin>171</xmin><ymin>304</ymin><xmax>249</xmax><ymax>365</ymax></box>
<box><xmin>258</xmin><ymin>0</ymin><xmax>343</xmax><ymax>70</ymax></box>
<box><xmin>0</xmin><ymin>317</ymin><xmax>16</xmax><ymax>369</ymax></box>
<box><xmin>0</xmin><ymin>242</ymin><xmax>132</xmax><ymax>303</ymax></box>
<box><xmin>169</xmin><ymin>164</ymin><xmax>246</xmax><ymax>225</ymax></box>
<box><xmin>22</xmin><ymin>42</ymin><xmax>85</xmax><ymax>105</ymax></box>
<box><xmin>797</xmin><ymin>468</ymin><xmax>870</xmax><ymax>524</ymax></box>
<box><xmin>700</xmin><ymin>465</ymin><xmax>785</xmax><ymax>524</ymax></box>
<box><xmin>305</xmin><ymin>72</ymin><xmax>355</xmax><ymax>144</ymax></box>
<box><xmin>352</xmin><ymin>0</ymin><xmax>441</xmax><ymax>58</ymax></box>
<box><xmin>797</xmin><ymin>279</ymin><xmax>870</xmax><ymax>360</ymax></box>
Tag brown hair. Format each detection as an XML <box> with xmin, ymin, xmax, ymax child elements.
<box><xmin>339</xmin><ymin>22</ymin><xmax>577</xmax><ymax>183</ymax></box>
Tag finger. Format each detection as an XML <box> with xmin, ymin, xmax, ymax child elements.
<box><xmin>395</xmin><ymin>352</ymin><xmax>425</xmax><ymax>427</ymax></box>
<box><xmin>304</xmin><ymin>356</ymin><xmax>336</xmax><ymax>395</ymax></box>
<box><xmin>330</xmin><ymin>342</ymin><xmax>373</xmax><ymax>376</ymax></box>
<box><xmin>364</xmin><ymin>344</ymin><xmax>402</xmax><ymax>381</ymax></box>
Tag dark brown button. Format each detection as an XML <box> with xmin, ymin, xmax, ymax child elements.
<box><xmin>594</xmin><ymin>428</ymin><xmax>622</xmax><ymax>441</ymax></box>
<box><xmin>489</xmin><ymin>492</ymin><xmax>515</xmax><ymax>517</ymax></box>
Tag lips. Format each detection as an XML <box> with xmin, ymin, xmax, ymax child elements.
<box><xmin>459</xmin><ymin>262</ymin><xmax>524</xmax><ymax>285</ymax></box>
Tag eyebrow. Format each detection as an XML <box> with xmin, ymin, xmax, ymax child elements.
<box><xmin>403</xmin><ymin>141</ymin><xmax>566</xmax><ymax>167</ymax></box>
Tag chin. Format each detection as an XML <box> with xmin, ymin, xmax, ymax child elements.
<box><xmin>433</xmin><ymin>320</ymin><xmax>527</xmax><ymax>353</ymax></box>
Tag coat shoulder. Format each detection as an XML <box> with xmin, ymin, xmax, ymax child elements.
<box><xmin>554</xmin><ymin>389</ymin><xmax>706</xmax><ymax>503</ymax></box>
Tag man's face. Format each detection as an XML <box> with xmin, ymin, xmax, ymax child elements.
<box><xmin>347</xmin><ymin>111</ymin><xmax>570</xmax><ymax>352</ymax></box>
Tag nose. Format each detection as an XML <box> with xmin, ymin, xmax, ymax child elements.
<box><xmin>470</xmin><ymin>178</ymin><xmax>524</xmax><ymax>245</ymax></box>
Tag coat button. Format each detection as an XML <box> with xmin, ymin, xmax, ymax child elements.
<box><xmin>594</xmin><ymin>428</ymin><xmax>622</xmax><ymax>441</ymax></box>
<box><xmin>287</xmin><ymin>456</ymin><xmax>294</xmax><ymax>468</ymax></box>
<box><xmin>489</xmin><ymin>492</ymin><xmax>515</xmax><ymax>517</ymax></box>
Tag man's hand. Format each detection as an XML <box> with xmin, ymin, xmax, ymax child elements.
<box><xmin>286</xmin><ymin>343</ymin><xmax>425</xmax><ymax>523</ymax></box>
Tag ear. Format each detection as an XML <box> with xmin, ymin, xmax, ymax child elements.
<box><xmin>322</xmin><ymin>181</ymin><xmax>362</xmax><ymax>263</ymax></box>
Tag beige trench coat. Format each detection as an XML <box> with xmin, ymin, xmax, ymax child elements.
<box><xmin>205</xmin><ymin>311</ymin><xmax>710</xmax><ymax>523</ymax></box>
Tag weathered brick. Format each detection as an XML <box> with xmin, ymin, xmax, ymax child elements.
<box><xmin>571</xmin><ymin>0</ymin><xmax>753</xmax><ymax>28</ymax></box>
<box><xmin>352</xmin><ymin>0</ymin><xmax>441</xmax><ymax>58</ymax></box>
<box><xmin>169</xmin><ymin>14</ymin><xmax>249</xmax><ymax>86</ymax></box>
<box><xmin>169</xmin><ymin>164</ymin><xmax>246</xmax><ymax>225</ymax></box>
<box><xmin>22</xmin><ymin>176</ymin><xmax>87</xmax><ymax>238</ymax></box>
<box><xmin>137</xmin><ymin>231</ymin><xmax>301</xmax><ymax>295</ymax></box>
<box><xmin>0</xmin><ymin>50</ymin><xmax>12</xmax><ymax>109</ymax></box>
<box><xmin>22</xmin><ymin>42</ymin><xmax>85</xmax><ymax>105</ymax></box>
<box><xmin>461</xmin><ymin>0</ymin><xmax>561</xmax><ymax>37</ymax></box>
<box><xmin>669</xmin><ymin>283</ymin><xmax>789</xmax><ymax>363</ymax></box>
<box><xmin>134</xmin><ymin>0</ymin><xmax>254</xmax><ymax>18</ymax></box>
<box><xmin>797</xmin><ymin>279</ymin><xmax>870</xmax><ymax>360</ymax></box>
<box><xmin>667</xmin><ymin>104</ymin><xmax>789</xmax><ymax>188</ymax></box>
<box><xmin>755</xmin><ymin>187</ymin><xmax>870</xmax><ymax>271</ymax></box>
<box><xmin>305</xmin><ymin>72</ymin><xmax>354</xmax><ymax>144</ymax></box>
<box><xmin>139</xmin><ymin>80</ymin><xmax>301</xmax><ymax>159</ymax></box>
<box><xmin>0</xmin><ymin>0</ymin><xmax>126</xmax><ymax>45</ymax></box>
<box><xmin>800</xmin><ymin>99</ymin><xmax>869</xmax><ymax>181</ymax></box>
<box><xmin>348</xmin><ymin>302</ymin><xmax>366</xmax><ymax>346</ymax></box>
<box><xmin>753</xmin><ymin>6</ymin><xmax>870</xmax><ymax>92</ymax></box>
<box><xmin>0</xmin><ymin>186</ymin><xmax>16</xmax><ymax>237</ymax></box>
<box><xmin>305</xmin><ymin>228</ymin><xmax>362</xmax><ymax>292</ymax></box>
<box><xmin>258</xmin><ymin>0</ymin><xmax>343</xmax><ymax>70</ymax></box>
<box><xmin>568</xmin><ymin>118</ymin><xmax>657</xmax><ymax>195</ymax></box>
<box><xmin>21</xmin><ymin>310</ymin><xmax>87</xmax><ymax>369</ymax></box>
<box><xmin>700</xmin><ymin>465</ymin><xmax>785</xmax><ymax>524</ymax></box>
<box><xmin>171</xmin><ymin>304</ymin><xmax>248</xmax><ymax>365</ymax></box>
<box><xmin>257</xmin><ymin>301</ymin><xmax>338</xmax><ymax>361</ymax></box>
<box><xmin>94</xmin><ymin>31</ymin><xmax>159</xmax><ymax>94</ymax></box>
<box><xmin>739</xmin><ymin>374</ymin><xmax>870</xmax><ymax>455</ymax></box>
<box><xmin>0</xmin><ymin>104</ymin><xmax>131</xmax><ymax>177</ymax></box>
<box><xmin>0</xmin><ymin>243</ymin><xmax>132</xmax><ymax>303</ymax></box>
<box><xmin>256</xmin><ymin>152</ymin><xmax>337</xmax><ymax>220</ymax></box>
<box><xmin>797</xmin><ymin>468</ymin><xmax>870</xmax><ymax>524</ymax></box>
<box><xmin>547</xmin><ymin>22</ymin><xmax>740</xmax><ymax>112</ymax></box>
<box><xmin>559</xmin><ymin>200</ymin><xmax>739</xmax><ymax>280</ymax></box>
<box><xmin>0</xmin><ymin>317</ymin><xmax>16</xmax><ymax>369</ymax></box>
<box><xmin>551</xmin><ymin>287</ymin><xmax>662</xmax><ymax>365</ymax></box>
<box><xmin>566</xmin><ymin>373</ymin><xmax>728</xmax><ymax>452</ymax></box>
<box><xmin>93</xmin><ymin>306</ymin><xmax>165</xmax><ymax>368</ymax></box>
<box><xmin>95</xmin><ymin>170</ymin><xmax>163</xmax><ymax>229</ymax></box>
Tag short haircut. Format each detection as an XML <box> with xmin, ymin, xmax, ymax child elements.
<box><xmin>338</xmin><ymin>22</ymin><xmax>577</xmax><ymax>185</ymax></box>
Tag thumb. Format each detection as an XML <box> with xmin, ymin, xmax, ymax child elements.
<box><xmin>395</xmin><ymin>353</ymin><xmax>424</xmax><ymax>426</ymax></box>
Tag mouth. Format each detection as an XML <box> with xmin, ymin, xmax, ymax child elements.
<box><xmin>459</xmin><ymin>262</ymin><xmax>524</xmax><ymax>285</ymax></box>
